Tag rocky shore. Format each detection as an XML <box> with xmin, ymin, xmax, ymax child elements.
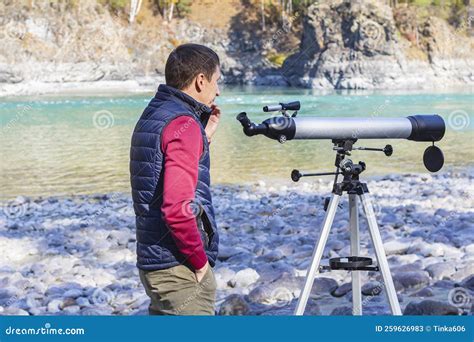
<box><xmin>0</xmin><ymin>170</ymin><xmax>473</xmax><ymax>316</ymax></box>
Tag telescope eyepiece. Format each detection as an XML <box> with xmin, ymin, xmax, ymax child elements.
<box><xmin>236</xmin><ymin>112</ymin><xmax>251</xmax><ymax>128</ymax></box>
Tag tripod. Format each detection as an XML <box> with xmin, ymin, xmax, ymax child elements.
<box><xmin>291</xmin><ymin>140</ymin><xmax>402</xmax><ymax>315</ymax></box>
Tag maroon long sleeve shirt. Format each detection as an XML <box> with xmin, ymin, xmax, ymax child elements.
<box><xmin>160</xmin><ymin>115</ymin><xmax>208</xmax><ymax>270</ymax></box>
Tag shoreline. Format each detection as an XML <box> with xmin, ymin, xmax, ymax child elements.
<box><xmin>1</xmin><ymin>78</ymin><xmax>474</xmax><ymax>98</ymax></box>
<box><xmin>0</xmin><ymin>77</ymin><xmax>164</xmax><ymax>98</ymax></box>
<box><xmin>1</xmin><ymin>168</ymin><xmax>473</xmax><ymax>203</ymax></box>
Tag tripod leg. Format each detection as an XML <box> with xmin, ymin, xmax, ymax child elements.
<box><xmin>359</xmin><ymin>193</ymin><xmax>402</xmax><ymax>315</ymax></box>
<box><xmin>349</xmin><ymin>194</ymin><xmax>362</xmax><ymax>315</ymax></box>
<box><xmin>295</xmin><ymin>194</ymin><xmax>341</xmax><ymax>315</ymax></box>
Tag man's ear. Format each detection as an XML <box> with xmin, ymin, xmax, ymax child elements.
<box><xmin>194</xmin><ymin>73</ymin><xmax>205</xmax><ymax>93</ymax></box>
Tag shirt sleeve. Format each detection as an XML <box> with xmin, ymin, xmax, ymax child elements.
<box><xmin>160</xmin><ymin>115</ymin><xmax>208</xmax><ymax>270</ymax></box>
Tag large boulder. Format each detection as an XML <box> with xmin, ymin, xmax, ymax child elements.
<box><xmin>283</xmin><ymin>0</ymin><xmax>404</xmax><ymax>89</ymax></box>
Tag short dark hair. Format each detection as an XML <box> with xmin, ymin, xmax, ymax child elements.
<box><xmin>165</xmin><ymin>44</ymin><xmax>220</xmax><ymax>90</ymax></box>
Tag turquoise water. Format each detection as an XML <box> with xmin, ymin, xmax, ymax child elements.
<box><xmin>0</xmin><ymin>86</ymin><xmax>472</xmax><ymax>199</ymax></box>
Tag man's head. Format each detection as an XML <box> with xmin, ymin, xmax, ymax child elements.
<box><xmin>165</xmin><ymin>43</ymin><xmax>221</xmax><ymax>107</ymax></box>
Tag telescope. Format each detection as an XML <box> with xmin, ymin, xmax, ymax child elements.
<box><xmin>236</xmin><ymin>101</ymin><xmax>445</xmax><ymax>172</ymax></box>
<box><xmin>236</xmin><ymin>101</ymin><xmax>447</xmax><ymax>316</ymax></box>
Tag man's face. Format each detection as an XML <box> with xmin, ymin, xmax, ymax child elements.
<box><xmin>199</xmin><ymin>67</ymin><xmax>221</xmax><ymax>106</ymax></box>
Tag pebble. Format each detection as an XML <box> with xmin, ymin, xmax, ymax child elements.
<box><xmin>218</xmin><ymin>294</ymin><xmax>250</xmax><ymax>315</ymax></box>
<box><xmin>330</xmin><ymin>306</ymin><xmax>353</xmax><ymax>315</ymax></box>
<box><xmin>425</xmin><ymin>262</ymin><xmax>456</xmax><ymax>280</ymax></box>
<box><xmin>411</xmin><ymin>287</ymin><xmax>434</xmax><ymax>297</ymax></box>
<box><xmin>331</xmin><ymin>282</ymin><xmax>352</xmax><ymax>297</ymax></box>
<box><xmin>403</xmin><ymin>300</ymin><xmax>459</xmax><ymax>315</ymax></box>
<box><xmin>459</xmin><ymin>274</ymin><xmax>474</xmax><ymax>291</ymax></box>
<box><xmin>393</xmin><ymin>271</ymin><xmax>430</xmax><ymax>291</ymax></box>
<box><xmin>361</xmin><ymin>281</ymin><xmax>383</xmax><ymax>296</ymax></box>
<box><xmin>228</xmin><ymin>268</ymin><xmax>260</xmax><ymax>288</ymax></box>
<box><xmin>384</xmin><ymin>240</ymin><xmax>412</xmax><ymax>255</ymax></box>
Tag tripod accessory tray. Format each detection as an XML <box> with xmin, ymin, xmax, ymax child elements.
<box><xmin>322</xmin><ymin>256</ymin><xmax>379</xmax><ymax>271</ymax></box>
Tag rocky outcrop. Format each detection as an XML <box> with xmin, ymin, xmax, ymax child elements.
<box><xmin>282</xmin><ymin>0</ymin><xmax>473</xmax><ymax>89</ymax></box>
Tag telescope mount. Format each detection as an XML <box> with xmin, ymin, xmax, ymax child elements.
<box><xmin>292</xmin><ymin>139</ymin><xmax>402</xmax><ymax>316</ymax></box>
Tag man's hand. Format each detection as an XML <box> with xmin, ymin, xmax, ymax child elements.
<box><xmin>195</xmin><ymin>261</ymin><xmax>209</xmax><ymax>283</ymax></box>
<box><xmin>204</xmin><ymin>105</ymin><xmax>221</xmax><ymax>143</ymax></box>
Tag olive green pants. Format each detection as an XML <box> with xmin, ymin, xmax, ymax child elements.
<box><xmin>139</xmin><ymin>264</ymin><xmax>216</xmax><ymax>315</ymax></box>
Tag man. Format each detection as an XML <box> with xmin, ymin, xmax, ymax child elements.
<box><xmin>130</xmin><ymin>44</ymin><xmax>221</xmax><ymax>315</ymax></box>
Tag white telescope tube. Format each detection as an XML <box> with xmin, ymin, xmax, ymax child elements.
<box><xmin>293</xmin><ymin>117</ymin><xmax>412</xmax><ymax>140</ymax></box>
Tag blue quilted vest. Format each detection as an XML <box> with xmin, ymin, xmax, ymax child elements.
<box><xmin>130</xmin><ymin>84</ymin><xmax>219</xmax><ymax>271</ymax></box>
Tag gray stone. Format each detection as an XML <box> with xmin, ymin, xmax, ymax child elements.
<box><xmin>362</xmin><ymin>281</ymin><xmax>383</xmax><ymax>296</ymax></box>
<box><xmin>80</xmin><ymin>307</ymin><xmax>114</xmax><ymax>315</ymax></box>
<box><xmin>0</xmin><ymin>289</ymin><xmax>15</xmax><ymax>307</ymax></box>
<box><xmin>393</xmin><ymin>271</ymin><xmax>430</xmax><ymax>290</ymax></box>
<box><xmin>311</xmin><ymin>277</ymin><xmax>338</xmax><ymax>295</ymax></box>
<box><xmin>47</xmin><ymin>299</ymin><xmax>62</xmax><ymax>313</ymax></box>
<box><xmin>331</xmin><ymin>306</ymin><xmax>353</xmax><ymax>315</ymax></box>
<box><xmin>257</xmin><ymin>250</ymin><xmax>284</xmax><ymax>263</ymax></box>
<box><xmin>2</xmin><ymin>307</ymin><xmax>29</xmax><ymax>316</ymax></box>
<box><xmin>62</xmin><ymin>305</ymin><xmax>81</xmax><ymax>314</ymax></box>
<box><xmin>459</xmin><ymin>274</ymin><xmax>474</xmax><ymax>291</ymax></box>
<box><xmin>228</xmin><ymin>268</ymin><xmax>260</xmax><ymax>288</ymax></box>
<box><xmin>266</xmin><ymin>216</ymin><xmax>286</xmax><ymax>233</ymax></box>
<box><xmin>217</xmin><ymin>246</ymin><xmax>247</xmax><ymax>261</ymax></box>
<box><xmin>63</xmin><ymin>289</ymin><xmax>83</xmax><ymax>299</ymax></box>
<box><xmin>403</xmin><ymin>300</ymin><xmax>459</xmax><ymax>315</ymax></box>
<box><xmin>384</xmin><ymin>240</ymin><xmax>411</xmax><ymax>255</ymax></box>
<box><xmin>411</xmin><ymin>287</ymin><xmax>435</xmax><ymax>297</ymax></box>
<box><xmin>262</xmin><ymin>298</ymin><xmax>320</xmax><ymax>316</ymax></box>
<box><xmin>218</xmin><ymin>294</ymin><xmax>250</xmax><ymax>315</ymax></box>
<box><xmin>75</xmin><ymin>297</ymin><xmax>91</xmax><ymax>307</ymax></box>
<box><xmin>425</xmin><ymin>262</ymin><xmax>456</xmax><ymax>280</ymax></box>
<box><xmin>331</xmin><ymin>282</ymin><xmax>352</xmax><ymax>297</ymax></box>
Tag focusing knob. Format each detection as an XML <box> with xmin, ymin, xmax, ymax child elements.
<box><xmin>291</xmin><ymin>170</ymin><xmax>302</xmax><ymax>182</ymax></box>
<box><xmin>278</xmin><ymin>135</ymin><xmax>287</xmax><ymax>144</ymax></box>
<box><xmin>383</xmin><ymin>145</ymin><xmax>393</xmax><ymax>156</ymax></box>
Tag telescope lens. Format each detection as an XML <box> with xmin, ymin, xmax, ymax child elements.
<box><xmin>423</xmin><ymin>145</ymin><xmax>444</xmax><ymax>172</ymax></box>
